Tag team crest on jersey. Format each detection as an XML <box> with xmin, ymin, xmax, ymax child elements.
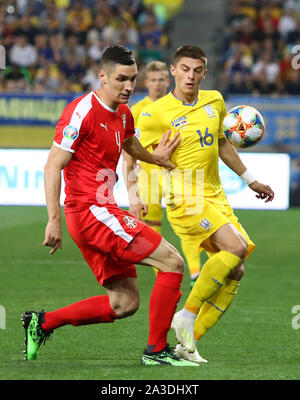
<box><xmin>171</xmin><ymin>116</ymin><xmax>188</xmax><ymax>129</ymax></box>
<box><xmin>123</xmin><ymin>216</ymin><xmax>137</xmax><ymax>229</ymax></box>
<box><xmin>122</xmin><ymin>113</ymin><xmax>126</xmax><ymax>129</ymax></box>
<box><xmin>199</xmin><ymin>218</ymin><xmax>212</xmax><ymax>230</ymax></box>
<box><xmin>204</xmin><ymin>105</ymin><xmax>216</xmax><ymax>118</ymax></box>
<box><xmin>63</xmin><ymin>125</ymin><xmax>79</xmax><ymax>140</ymax></box>
<box><xmin>134</xmin><ymin>127</ymin><xmax>141</xmax><ymax>140</ymax></box>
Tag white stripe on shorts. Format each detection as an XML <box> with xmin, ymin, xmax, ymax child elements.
<box><xmin>89</xmin><ymin>205</ymin><xmax>133</xmax><ymax>244</ymax></box>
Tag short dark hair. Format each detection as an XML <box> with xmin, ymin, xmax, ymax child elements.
<box><xmin>100</xmin><ymin>45</ymin><xmax>136</xmax><ymax>69</ymax></box>
<box><xmin>173</xmin><ymin>45</ymin><xmax>207</xmax><ymax>66</ymax></box>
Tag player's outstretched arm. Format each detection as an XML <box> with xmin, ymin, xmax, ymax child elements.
<box><xmin>43</xmin><ymin>145</ymin><xmax>72</xmax><ymax>255</ymax></box>
<box><xmin>219</xmin><ymin>138</ymin><xmax>274</xmax><ymax>202</ymax></box>
<box><xmin>121</xmin><ymin>150</ymin><xmax>148</xmax><ymax>219</ymax></box>
<box><xmin>123</xmin><ymin>129</ymin><xmax>181</xmax><ymax>170</ymax></box>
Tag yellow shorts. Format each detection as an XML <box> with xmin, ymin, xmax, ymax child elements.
<box><xmin>166</xmin><ymin>194</ymin><xmax>255</xmax><ymax>258</ymax></box>
<box><xmin>138</xmin><ymin>165</ymin><xmax>165</xmax><ymax>222</ymax></box>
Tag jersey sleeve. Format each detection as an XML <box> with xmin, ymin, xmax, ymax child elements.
<box><xmin>53</xmin><ymin>95</ymin><xmax>92</xmax><ymax>153</ymax></box>
<box><xmin>218</xmin><ymin>93</ymin><xmax>227</xmax><ymax>140</ymax></box>
<box><xmin>136</xmin><ymin>106</ymin><xmax>162</xmax><ymax>150</ymax></box>
<box><xmin>123</xmin><ymin>106</ymin><xmax>135</xmax><ymax>141</ymax></box>
<box><xmin>131</xmin><ymin>102</ymin><xmax>142</xmax><ymax>125</ymax></box>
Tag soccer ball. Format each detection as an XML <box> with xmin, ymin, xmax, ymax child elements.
<box><xmin>223</xmin><ymin>105</ymin><xmax>265</xmax><ymax>148</ymax></box>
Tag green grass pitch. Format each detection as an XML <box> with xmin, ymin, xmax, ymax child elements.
<box><xmin>0</xmin><ymin>206</ymin><xmax>300</xmax><ymax>380</ymax></box>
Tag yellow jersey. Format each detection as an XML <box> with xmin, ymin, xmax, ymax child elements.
<box><xmin>137</xmin><ymin>90</ymin><xmax>227</xmax><ymax>209</ymax></box>
<box><xmin>131</xmin><ymin>96</ymin><xmax>153</xmax><ymax>124</ymax></box>
<box><xmin>131</xmin><ymin>96</ymin><xmax>162</xmax><ymax>174</ymax></box>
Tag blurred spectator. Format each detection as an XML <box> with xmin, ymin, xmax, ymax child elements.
<box><xmin>222</xmin><ymin>0</ymin><xmax>300</xmax><ymax>96</ymax></box>
<box><xmin>226</xmin><ymin>71</ymin><xmax>251</xmax><ymax>94</ymax></box>
<box><xmin>3</xmin><ymin>64</ymin><xmax>31</xmax><ymax>92</ymax></box>
<box><xmin>60</xmin><ymin>51</ymin><xmax>85</xmax><ymax>83</ymax></box>
<box><xmin>284</xmin><ymin>69</ymin><xmax>300</xmax><ymax>94</ymax></box>
<box><xmin>34</xmin><ymin>61</ymin><xmax>60</xmax><ymax>91</ymax></box>
<box><xmin>1</xmin><ymin>0</ymin><xmax>172</xmax><ymax>93</ymax></box>
<box><xmin>39</xmin><ymin>1</ymin><xmax>62</xmax><ymax>34</ymax></box>
<box><xmin>63</xmin><ymin>34</ymin><xmax>86</xmax><ymax>64</ymax></box>
<box><xmin>224</xmin><ymin>48</ymin><xmax>250</xmax><ymax>78</ymax></box>
<box><xmin>138</xmin><ymin>37</ymin><xmax>165</xmax><ymax>65</ymax></box>
<box><xmin>287</xmin><ymin>16</ymin><xmax>300</xmax><ymax>43</ymax></box>
<box><xmin>66</xmin><ymin>0</ymin><xmax>92</xmax><ymax>33</ymax></box>
<box><xmin>255</xmin><ymin>16</ymin><xmax>281</xmax><ymax>43</ymax></box>
<box><xmin>251</xmin><ymin>51</ymin><xmax>280</xmax><ymax>94</ymax></box>
<box><xmin>82</xmin><ymin>61</ymin><xmax>100</xmax><ymax>91</ymax></box>
<box><xmin>86</xmin><ymin>32</ymin><xmax>107</xmax><ymax>62</ymax></box>
<box><xmin>34</xmin><ymin>32</ymin><xmax>54</xmax><ymax>63</ymax></box>
<box><xmin>15</xmin><ymin>15</ymin><xmax>40</xmax><ymax>44</ymax></box>
<box><xmin>9</xmin><ymin>33</ymin><xmax>37</xmax><ymax>67</ymax></box>
<box><xmin>278</xmin><ymin>6</ymin><xmax>297</xmax><ymax>39</ymax></box>
<box><xmin>138</xmin><ymin>12</ymin><xmax>164</xmax><ymax>48</ymax></box>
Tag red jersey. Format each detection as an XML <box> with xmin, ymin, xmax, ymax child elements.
<box><xmin>53</xmin><ymin>91</ymin><xmax>135</xmax><ymax>212</ymax></box>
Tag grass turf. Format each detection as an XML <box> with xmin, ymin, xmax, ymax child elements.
<box><xmin>0</xmin><ymin>206</ymin><xmax>300</xmax><ymax>380</ymax></box>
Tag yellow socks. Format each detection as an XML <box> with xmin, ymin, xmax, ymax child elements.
<box><xmin>184</xmin><ymin>250</ymin><xmax>241</xmax><ymax>314</ymax></box>
<box><xmin>194</xmin><ymin>279</ymin><xmax>239</xmax><ymax>340</ymax></box>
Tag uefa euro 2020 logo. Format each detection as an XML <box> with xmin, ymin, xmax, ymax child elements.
<box><xmin>63</xmin><ymin>125</ymin><xmax>79</xmax><ymax>141</ymax></box>
<box><xmin>0</xmin><ymin>45</ymin><xmax>6</xmax><ymax>70</ymax></box>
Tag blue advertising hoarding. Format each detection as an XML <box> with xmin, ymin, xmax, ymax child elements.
<box><xmin>0</xmin><ymin>92</ymin><xmax>299</xmax><ymax>149</ymax></box>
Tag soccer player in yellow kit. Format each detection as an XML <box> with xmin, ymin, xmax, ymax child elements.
<box><xmin>123</xmin><ymin>60</ymin><xmax>201</xmax><ymax>284</ymax></box>
<box><xmin>136</xmin><ymin>45</ymin><xmax>274</xmax><ymax>363</ymax></box>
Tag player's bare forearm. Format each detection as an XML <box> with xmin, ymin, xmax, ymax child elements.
<box><xmin>44</xmin><ymin>146</ymin><xmax>71</xmax><ymax>219</ymax></box>
<box><xmin>121</xmin><ymin>150</ymin><xmax>148</xmax><ymax>219</ymax></box>
<box><xmin>44</xmin><ymin>163</ymin><xmax>62</xmax><ymax>221</ymax></box>
<box><xmin>219</xmin><ymin>138</ymin><xmax>274</xmax><ymax>202</ymax></box>
<box><xmin>123</xmin><ymin>130</ymin><xmax>181</xmax><ymax>169</ymax></box>
<box><xmin>121</xmin><ymin>150</ymin><xmax>138</xmax><ymax>189</ymax></box>
<box><xmin>218</xmin><ymin>138</ymin><xmax>247</xmax><ymax>176</ymax></box>
<box><xmin>123</xmin><ymin>135</ymin><xmax>156</xmax><ymax>165</ymax></box>
<box><xmin>43</xmin><ymin>145</ymin><xmax>72</xmax><ymax>253</ymax></box>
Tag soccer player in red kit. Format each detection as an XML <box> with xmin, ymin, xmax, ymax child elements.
<box><xmin>22</xmin><ymin>46</ymin><xmax>198</xmax><ymax>366</ymax></box>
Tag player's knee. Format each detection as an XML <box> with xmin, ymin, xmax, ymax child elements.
<box><xmin>235</xmin><ymin>239</ymin><xmax>248</xmax><ymax>259</ymax></box>
<box><xmin>228</xmin><ymin>263</ymin><xmax>245</xmax><ymax>281</ymax></box>
<box><xmin>229</xmin><ymin>236</ymin><xmax>248</xmax><ymax>260</ymax></box>
<box><xmin>112</xmin><ymin>294</ymin><xmax>140</xmax><ymax>319</ymax></box>
<box><xmin>167</xmin><ymin>251</ymin><xmax>184</xmax><ymax>273</ymax></box>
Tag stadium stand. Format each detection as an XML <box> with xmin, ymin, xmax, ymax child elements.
<box><xmin>0</xmin><ymin>0</ymin><xmax>298</xmax><ymax>205</ymax></box>
<box><xmin>0</xmin><ymin>0</ymin><xmax>183</xmax><ymax>93</ymax></box>
<box><xmin>221</xmin><ymin>0</ymin><xmax>300</xmax><ymax>96</ymax></box>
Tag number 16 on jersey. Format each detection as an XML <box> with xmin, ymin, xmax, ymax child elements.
<box><xmin>196</xmin><ymin>128</ymin><xmax>214</xmax><ymax>148</ymax></box>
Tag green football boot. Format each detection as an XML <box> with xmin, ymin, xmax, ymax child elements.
<box><xmin>21</xmin><ymin>310</ymin><xmax>52</xmax><ymax>360</ymax></box>
<box><xmin>142</xmin><ymin>345</ymin><xmax>198</xmax><ymax>366</ymax></box>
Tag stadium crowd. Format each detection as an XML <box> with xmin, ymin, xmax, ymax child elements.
<box><xmin>0</xmin><ymin>0</ymin><xmax>180</xmax><ymax>93</ymax></box>
<box><xmin>221</xmin><ymin>0</ymin><xmax>300</xmax><ymax>96</ymax></box>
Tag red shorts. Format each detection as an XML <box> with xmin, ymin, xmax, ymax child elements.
<box><xmin>65</xmin><ymin>204</ymin><xmax>162</xmax><ymax>286</ymax></box>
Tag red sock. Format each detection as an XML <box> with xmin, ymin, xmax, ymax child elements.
<box><xmin>147</xmin><ymin>271</ymin><xmax>183</xmax><ymax>353</ymax></box>
<box><xmin>41</xmin><ymin>295</ymin><xmax>117</xmax><ymax>331</ymax></box>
